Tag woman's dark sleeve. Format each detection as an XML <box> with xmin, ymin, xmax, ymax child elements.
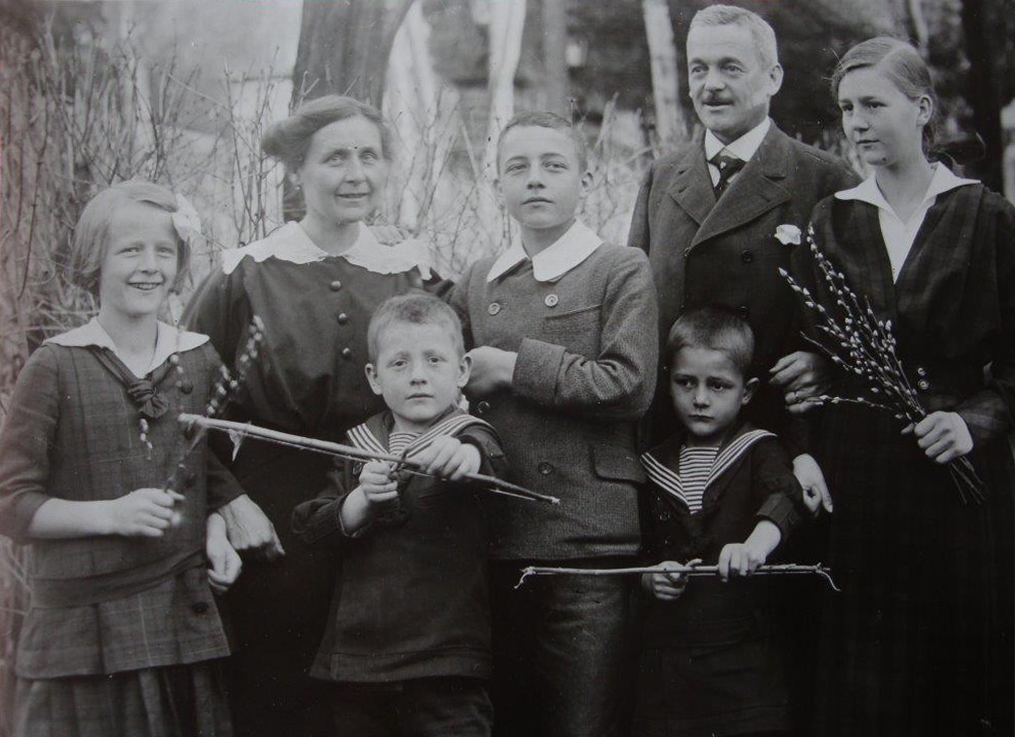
<box><xmin>183</xmin><ymin>264</ymin><xmax>250</xmax><ymax>371</ymax></box>
<box><xmin>753</xmin><ymin>437</ymin><xmax>806</xmax><ymax>544</ymax></box>
<box><xmin>291</xmin><ymin>458</ymin><xmax>362</xmax><ymax>547</ymax></box>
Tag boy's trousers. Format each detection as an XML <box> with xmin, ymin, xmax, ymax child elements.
<box><xmin>330</xmin><ymin>677</ymin><xmax>493</xmax><ymax>737</ymax></box>
<box><xmin>489</xmin><ymin>559</ymin><xmax>639</xmax><ymax>737</ymax></box>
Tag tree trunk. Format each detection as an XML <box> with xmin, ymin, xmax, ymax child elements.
<box><xmin>642</xmin><ymin>0</ymin><xmax>684</xmax><ymax>146</ymax></box>
<box><xmin>483</xmin><ymin>0</ymin><xmax>527</xmax><ymax>175</ymax></box>
<box><xmin>542</xmin><ymin>0</ymin><xmax>570</xmax><ymax>117</ymax></box>
<box><xmin>960</xmin><ymin>0</ymin><xmax>1003</xmax><ymax>190</ymax></box>
<box><xmin>291</xmin><ymin>0</ymin><xmax>415</xmax><ymax>107</ymax></box>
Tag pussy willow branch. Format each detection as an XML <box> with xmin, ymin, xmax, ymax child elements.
<box><xmin>163</xmin><ymin>317</ymin><xmax>264</xmax><ymax>492</ymax></box>
<box><xmin>177</xmin><ymin>414</ymin><xmax>560</xmax><ymax>505</ymax></box>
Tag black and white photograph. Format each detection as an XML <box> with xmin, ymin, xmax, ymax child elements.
<box><xmin>0</xmin><ymin>0</ymin><xmax>1012</xmax><ymax>735</ymax></box>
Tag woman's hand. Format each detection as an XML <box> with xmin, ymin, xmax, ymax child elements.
<box><xmin>206</xmin><ymin>513</ymin><xmax>242</xmax><ymax>593</ymax></box>
<box><xmin>794</xmin><ymin>453</ymin><xmax>833</xmax><ymax>515</ymax></box>
<box><xmin>643</xmin><ymin>559</ymin><xmax>702</xmax><ymax>602</ymax></box>
<box><xmin>218</xmin><ymin>494</ymin><xmax>285</xmax><ymax>560</ymax></box>
<box><xmin>415</xmin><ymin>437</ymin><xmax>482</xmax><ymax>481</ymax></box>
<box><xmin>465</xmin><ymin>347</ymin><xmax>517</xmax><ymax>398</ymax></box>
<box><xmin>770</xmin><ymin>351</ymin><xmax>830</xmax><ymax>414</ymax></box>
<box><xmin>904</xmin><ymin>411</ymin><xmax>973</xmax><ymax>463</ymax></box>
<box><xmin>104</xmin><ymin>488</ymin><xmax>185</xmax><ymax>538</ymax></box>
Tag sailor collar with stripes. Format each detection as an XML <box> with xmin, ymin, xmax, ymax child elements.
<box><xmin>640</xmin><ymin>423</ymin><xmax>775</xmax><ymax>513</ymax></box>
<box><xmin>346</xmin><ymin>406</ymin><xmax>495</xmax><ymax>462</ymax></box>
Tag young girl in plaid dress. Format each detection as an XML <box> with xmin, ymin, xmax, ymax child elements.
<box><xmin>803</xmin><ymin>38</ymin><xmax>1015</xmax><ymax>736</ymax></box>
<box><xmin>0</xmin><ymin>181</ymin><xmax>245</xmax><ymax>737</ymax></box>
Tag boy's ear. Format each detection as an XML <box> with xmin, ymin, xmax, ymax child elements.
<box><xmin>457</xmin><ymin>352</ymin><xmax>472</xmax><ymax>388</ymax></box>
<box><xmin>579</xmin><ymin>169</ymin><xmax>594</xmax><ymax>197</ymax></box>
<box><xmin>741</xmin><ymin>377</ymin><xmax>759</xmax><ymax>406</ymax></box>
<box><xmin>365</xmin><ymin>363</ymin><xmax>383</xmax><ymax>396</ymax></box>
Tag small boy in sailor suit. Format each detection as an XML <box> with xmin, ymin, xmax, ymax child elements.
<box><xmin>634</xmin><ymin>306</ymin><xmax>808</xmax><ymax>737</ymax></box>
<box><xmin>291</xmin><ymin>294</ymin><xmax>506</xmax><ymax>737</ymax></box>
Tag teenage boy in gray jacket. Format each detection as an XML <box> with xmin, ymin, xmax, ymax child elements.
<box><xmin>450</xmin><ymin>111</ymin><xmax>659</xmax><ymax>737</ymax></box>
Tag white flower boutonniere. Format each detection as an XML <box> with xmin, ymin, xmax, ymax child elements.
<box><xmin>172</xmin><ymin>193</ymin><xmax>202</xmax><ymax>246</ymax></box>
<box><xmin>774</xmin><ymin>224</ymin><xmax>802</xmax><ymax>246</ymax></box>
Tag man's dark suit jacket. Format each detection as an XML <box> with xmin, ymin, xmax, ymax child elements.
<box><xmin>629</xmin><ymin>122</ymin><xmax>858</xmax><ymax>444</ymax></box>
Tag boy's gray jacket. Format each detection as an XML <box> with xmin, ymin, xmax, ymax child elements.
<box><xmin>450</xmin><ymin>243</ymin><xmax>659</xmax><ymax>560</ymax></box>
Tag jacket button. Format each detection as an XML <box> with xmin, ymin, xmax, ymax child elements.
<box><xmin>683</xmin><ymin>248</ymin><xmax>692</xmax><ymax>259</ymax></box>
<box><xmin>192</xmin><ymin>601</ymin><xmax>210</xmax><ymax>615</ymax></box>
<box><xmin>177</xmin><ymin>381</ymin><xmax>194</xmax><ymax>395</ymax></box>
<box><xmin>185</xmin><ymin>470</ymin><xmax>198</xmax><ymax>488</ymax></box>
<box><xmin>488</xmin><ymin>302</ymin><xmax>502</xmax><ymax>316</ymax></box>
<box><xmin>741</xmin><ymin>250</ymin><xmax>754</xmax><ymax>264</ymax></box>
<box><xmin>341</xmin><ymin>347</ymin><xmax>353</xmax><ymax>360</ymax></box>
<box><xmin>544</xmin><ymin>294</ymin><xmax>559</xmax><ymax>308</ymax></box>
<box><xmin>330</xmin><ymin>280</ymin><xmax>342</xmax><ymax>291</ymax></box>
<box><xmin>916</xmin><ymin>366</ymin><xmax>927</xmax><ymax>377</ymax></box>
<box><xmin>337</xmin><ymin>312</ymin><xmax>349</xmax><ymax>325</ymax></box>
<box><xmin>537</xmin><ymin>461</ymin><xmax>554</xmax><ymax>476</ymax></box>
<box><xmin>658</xmin><ymin>510</ymin><xmax>671</xmax><ymax>521</ymax></box>
<box><xmin>917</xmin><ymin>379</ymin><xmax>930</xmax><ymax>391</ymax></box>
<box><xmin>737</xmin><ymin>305</ymin><xmax>750</xmax><ymax>319</ymax></box>
<box><xmin>476</xmin><ymin>400</ymin><xmax>491</xmax><ymax>415</ymax></box>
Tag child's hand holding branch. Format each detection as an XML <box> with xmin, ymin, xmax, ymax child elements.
<box><xmin>415</xmin><ymin>436</ymin><xmax>481</xmax><ymax>481</ymax></box>
<box><xmin>340</xmin><ymin>461</ymin><xmax>400</xmax><ymax>533</ymax></box>
<box><xmin>206</xmin><ymin>512</ymin><xmax>242</xmax><ymax>593</ymax></box>
<box><xmin>643</xmin><ymin>559</ymin><xmax>702</xmax><ymax>602</ymax></box>
<box><xmin>106</xmin><ymin>487</ymin><xmax>186</xmax><ymax>538</ymax></box>
<box><xmin>718</xmin><ymin>520</ymin><xmax>781</xmax><ymax>581</ymax></box>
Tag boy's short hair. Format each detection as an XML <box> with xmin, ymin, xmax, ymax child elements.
<box><xmin>367</xmin><ymin>293</ymin><xmax>465</xmax><ymax>362</ymax></box>
<box><xmin>665</xmin><ymin>305</ymin><xmax>755</xmax><ymax>378</ymax></box>
<box><xmin>70</xmin><ymin>179</ymin><xmax>192</xmax><ymax>297</ymax></box>
<box><xmin>496</xmin><ymin>111</ymin><xmax>588</xmax><ymax>174</ymax></box>
<box><xmin>689</xmin><ymin>4</ymin><xmax>779</xmax><ymax>68</ymax></box>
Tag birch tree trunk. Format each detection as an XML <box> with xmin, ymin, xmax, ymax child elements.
<box><xmin>542</xmin><ymin>0</ymin><xmax>570</xmax><ymax>116</ymax></box>
<box><xmin>642</xmin><ymin>0</ymin><xmax>685</xmax><ymax>146</ymax></box>
<box><xmin>483</xmin><ymin>0</ymin><xmax>527</xmax><ymax>175</ymax></box>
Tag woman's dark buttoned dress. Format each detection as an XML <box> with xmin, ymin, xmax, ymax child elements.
<box><xmin>185</xmin><ymin>223</ymin><xmax>434</xmax><ymax>737</ymax></box>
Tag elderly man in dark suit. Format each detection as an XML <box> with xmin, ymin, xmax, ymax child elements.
<box><xmin>629</xmin><ymin>4</ymin><xmax>857</xmax><ymax>506</ymax></box>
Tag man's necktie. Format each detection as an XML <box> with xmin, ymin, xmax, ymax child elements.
<box><xmin>711</xmin><ymin>152</ymin><xmax>745</xmax><ymax>199</ymax></box>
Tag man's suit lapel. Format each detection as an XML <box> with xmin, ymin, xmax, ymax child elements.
<box><xmin>686</xmin><ymin>125</ymin><xmax>794</xmax><ymax>249</ymax></box>
<box><xmin>666</xmin><ymin>137</ymin><xmax>716</xmax><ymax>227</ymax></box>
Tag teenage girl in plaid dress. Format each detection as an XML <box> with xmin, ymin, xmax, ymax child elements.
<box><xmin>0</xmin><ymin>181</ymin><xmax>245</xmax><ymax>736</ymax></box>
<box><xmin>801</xmin><ymin>38</ymin><xmax>1015</xmax><ymax>736</ymax></box>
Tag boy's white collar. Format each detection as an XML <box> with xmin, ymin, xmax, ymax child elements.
<box><xmin>834</xmin><ymin>163</ymin><xmax>978</xmax><ymax>210</ymax></box>
<box><xmin>704</xmin><ymin>117</ymin><xmax>771</xmax><ymax>163</ymax></box>
<box><xmin>486</xmin><ymin>220</ymin><xmax>604</xmax><ymax>283</ymax></box>
<box><xmin>221</xmin><ymin>221</ymin><xmax>431</xmax><ymax>279</ymax></box>
<box><xmin>46</xmin><ymin>318</ymin><xmax>209</xmax><ymax>374</ymax></box>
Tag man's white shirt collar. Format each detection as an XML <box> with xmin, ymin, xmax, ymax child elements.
<box><xmin>704</xmin><ymin>117</ymin><xmax>771</xmax><ymax>164</ymax></box>
<box><xmin>834</xmin><ymin>163</ymin><xmax>978</xmax><ymax>213</ymax></box>
<box><xmin>46</xmin><ymin>317</ymin><xmax>208</xmax><ymax>375</ymax></box>
<box><xmin>221</xmin><ymin>221</ymin><xmax>431</xmax><ymax>279</ymax></box>
<box><xmin>486</xmin><ymin>220</ymin><xmax>604</xmax><ymax>283</ymax></box>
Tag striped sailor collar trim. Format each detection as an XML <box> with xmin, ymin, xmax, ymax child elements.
<box><xmin>346</xmin><ymin>407</ymin><xmax>492</xmax><ymax>460</ymax></box>
<box><xmin>640</xmin><ymin>424</ymin><xmax>775</xmax><ymax>507</ymax></box>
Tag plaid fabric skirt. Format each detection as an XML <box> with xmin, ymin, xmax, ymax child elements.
<box><xmin>813</xmin><ymin>406</ymin><xmax>1014</xmax><ymax>737</ymax></box>
<box><xmin>12</xmin><ymin>661</ymin><xmax>232</xmax><ymax>737</ymax></box>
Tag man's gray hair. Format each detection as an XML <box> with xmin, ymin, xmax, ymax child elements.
<box><xmin>689</xmin><ymin>4</ymin><xmax>779</xmax><ymax>68</ymax></box>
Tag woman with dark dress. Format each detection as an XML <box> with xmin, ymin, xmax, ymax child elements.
<box><xmin>184</xmin><ymin>95</ymin><xmax>438</xmax><ymax>737</ymax></box>
<box><xmin>801</xmin><ymin>38</ymin><xmax>1014</xmax><ymax>737</ymax></box>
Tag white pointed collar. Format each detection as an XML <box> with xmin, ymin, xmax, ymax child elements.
<box><xmin>45</xmin><ymin>318</ymin><xmax>209</xmax><ymax>374</ymax></box>
<box><xmin>486</xmin><ymin>220</ymin><xmax>604</xmax><ymax>283</ymax></box>
<box><xmin>704</xmin><ymin>117</ymin><xmax>771</xmax><ymax>164</ymax></box>
<box><xmin>221</xmin><ymin>221</ymin><xmax>431</xmax><ymax>279</ymax></box>
<box><xmin>834</xmin><ymin>163</ymin><xmax>978</xmax><ymax>213</ymax></box>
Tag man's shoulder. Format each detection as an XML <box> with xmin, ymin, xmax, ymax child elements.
<box><xmin>776</xmin><ymin>132</ymin><xmax>856</xmax><ymax>182</ymax></box>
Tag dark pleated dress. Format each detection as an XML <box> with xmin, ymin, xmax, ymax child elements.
<box><xmin>800</xmin><ymin>181</ymin><xmax>1015</xmax><ymax>737</ymax></box>
<box><xmin>184</xmin><ymin>222</ymin><xmax>439</xmax><ymax>737</ymax></box>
